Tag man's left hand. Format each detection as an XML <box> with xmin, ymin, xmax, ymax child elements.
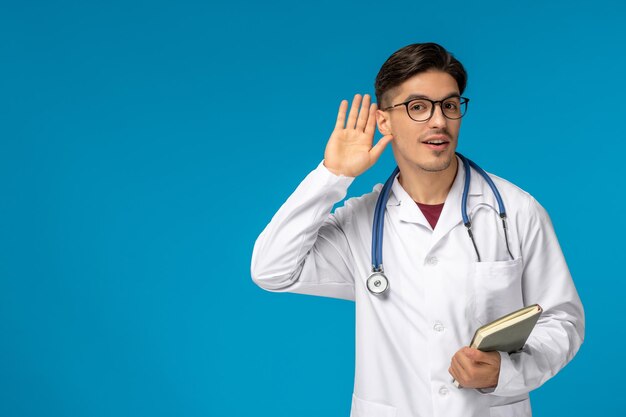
<box><xmin>449</xmin><ymin>347</ymin><xmax>501</xmax><ymax>389</ymax></box>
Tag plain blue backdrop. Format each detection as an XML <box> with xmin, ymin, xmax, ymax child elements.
<box><xmin>1</xmin><ymin>0</ymin><xmax>624</xmax><ymax>415</ymax></box>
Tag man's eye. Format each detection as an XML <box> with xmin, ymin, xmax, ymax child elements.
<box><xmin>444</xmin><ymin>102</ymin><xmax>459</xmax><ymax>110</ymax></box>
<box><xmin>410</xmin><ymin>102</ymin><xmax>428</xmax><ymax>111</ymax></box>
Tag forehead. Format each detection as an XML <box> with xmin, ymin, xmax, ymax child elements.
<box><xmin>390</xmin><ymin>70</ymin><xmax>460</xmax><ymax>102</ymax></box>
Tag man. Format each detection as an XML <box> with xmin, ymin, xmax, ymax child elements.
<box><xmin>251</xmin><ymin>43</ymin><xmax>584</xmax><ymax>417</ymax></box>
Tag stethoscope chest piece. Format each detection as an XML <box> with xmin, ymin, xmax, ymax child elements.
<box><xmin>366</xmin><ymin>271</ymin><xmax>389</xmax><ymax>295</ymax></box>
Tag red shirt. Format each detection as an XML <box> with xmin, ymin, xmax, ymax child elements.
<box><xmin>415</xmin><ymin>201</ymin><xmax>445</xmax><ymax>229</ymax></box>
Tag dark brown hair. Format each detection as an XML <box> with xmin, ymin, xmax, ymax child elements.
<box><xmin>375</xmin><ymin>43</ymin><xmax>467</xmax><ymax>108</ymax></box>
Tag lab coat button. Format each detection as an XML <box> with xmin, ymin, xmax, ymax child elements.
<box><xmin>439</xmin><ymin>386</ymin><xmax>449</xmax><ymax>396</ymax></box>
<box><xmin>433</xmin><ymin>322</ymin><xmax>445</xmax><ymax>332</ymax></box>
<box><xmin>426</xmin><ymin>256</ymin><xmax>438</xmax><ymax>266</ymax></box>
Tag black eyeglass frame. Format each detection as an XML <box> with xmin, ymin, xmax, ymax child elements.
<box><xmin>382</xmin><ymin>96</ymin><xmax>470</xmax><ymax>122</ymax></box>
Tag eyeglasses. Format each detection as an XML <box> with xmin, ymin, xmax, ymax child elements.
<box><xmin>382</xmin><ymin>96</ymin><xmax>470</xmax><ymax>122</ymax></box>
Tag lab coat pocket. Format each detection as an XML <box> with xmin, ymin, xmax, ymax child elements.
<box><xmin>489</xmin><ymin>398</ymin><xmax>531</xmax><ymax>417</ymax></box>
<box><xmin>471</xmin><ymin>258</ymin><xmax>524</xmax><ymax>327</ymax></box>
<box><xmin>350</xmin><ymin>394</ymin><xmax>397</xmax><ymax>417</ymax></box>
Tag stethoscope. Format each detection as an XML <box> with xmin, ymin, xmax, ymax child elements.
<box><xmin>366</xmin><ymin>152</ymin><xmax>515</xmax><ymax>295</ymax></box>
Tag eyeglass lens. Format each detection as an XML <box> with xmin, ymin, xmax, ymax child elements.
<box><xmin>408</xmin><ymin>98</ymin><xmax>466</xmax><ymax>121</ymax></box>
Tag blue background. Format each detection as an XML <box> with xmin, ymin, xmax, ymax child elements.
<box><xmin>1</xmin><ymin>0</ymin><xmax>624</xmax><ymax>415</ymax></box>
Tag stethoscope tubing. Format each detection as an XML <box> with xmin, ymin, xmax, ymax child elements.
<box><xmin>371</xmin><ymin>166</ymin><xmax>399</xmax><ymax>272</ymax></box>
<box><xmin>458</xmin><ymin>154</ymin><xmax>514</xmax><ymax>261</ymax></box>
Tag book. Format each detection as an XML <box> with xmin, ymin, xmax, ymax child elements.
<box><xmin>470</xmin><ymin>304</ymin><xmax>542</xmax><ymax>352</ymax></box>
<box><xmin>453</xmin><ymin>304</ymin><xmax>542</xmax><ymax>388</ymax></box>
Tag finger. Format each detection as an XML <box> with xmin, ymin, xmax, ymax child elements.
<box><xmin>448</xmin><ymin>365</ymin><xmax>458</xmax><ymax>381</ymax></box>
<box><xmin>466</xmin><ymin>348</ymin><xmax>496</xmax><ymax>365</ymax></box>
<box><xmin>478</xmin><ymin>351</ymin><xmax>501</xmax><ymax>366</ymax></box>
<box><xmin>335</xmin><ymin>100</ymin><xmax>349</xmax><ymax>130</ymax></box>
<box><xmin>364</xmin><ymin>103</ymin><xmax>378</xmax><ymax>136</ymax></box>
<box><xmin>450</xmin><ymin>356</ymin><xmax>468</xmax><ymax>384</ymax></box>
<box><xmin>454</xmin><ymin>351</ymin><xmax>474</xmax><ymax>377</ymax></box>
<box><xmin>346</xmin><ymin>94</ymin><xmax>362</xmax><ymax>129</ymax></box>
<box><xmin>369</xmin><ymin>134</ymin><xmax>394</xmax><ymax>162</ymax></box>
<box><xmin>355</xmin><ymin>94</ymin><xmax>371</xmax><ymax>131</ymax></box>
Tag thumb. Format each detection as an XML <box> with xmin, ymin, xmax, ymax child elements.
<box><xmin>464</xmin><ymin>347</ymin><xmax>482</xmax><ymax>361</ymax></box>
<box><xmin>467</xmin><ymin>348</ymin><xmax>497</xmax><ymax>365</ymax></box>
<box><xmin>369</xmin><ymin>134</ymin><xmax>394</xmax><ymax>163</ymax></box>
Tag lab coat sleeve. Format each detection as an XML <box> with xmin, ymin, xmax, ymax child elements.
<box><xmin>250</xmin><ymin>161</ymin><xmax>357</xmax><ymax>301</ymax></box>
<box><xmin>489</xmin><ymin>196</ymin><xmax>585</xmax><ymax>397</ymax></box>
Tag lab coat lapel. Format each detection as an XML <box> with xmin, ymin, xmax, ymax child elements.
<box><xmin>385</xmin><ymin>156</ymin><xmax>485</xmax><ymax>239</ymax></box>
<box><xmin>387</xmin><ymin>174</ymin><xmax>431</xmax><ymax>228</ymax></box>
<box><xmin>430</xmin><ymin>156</ymin><xmax>483</xmax><ymax>249</ymax></box>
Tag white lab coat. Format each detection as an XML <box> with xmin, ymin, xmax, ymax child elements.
<box><xmin>251</xmin><ymin>156</ymin><xmax>584</xmax><ymax>417</ymax></box>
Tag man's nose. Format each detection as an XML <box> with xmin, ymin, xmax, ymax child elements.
<box><xmin>428</xmin><ymin>103</ymin><xmax>447</xmax><ymax>127</ymax></box>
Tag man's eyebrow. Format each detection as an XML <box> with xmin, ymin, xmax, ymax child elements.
<box><xmin>403</xmin><ymin>92</ymin><xmax>460</xmax><ymax>101</ymax></box>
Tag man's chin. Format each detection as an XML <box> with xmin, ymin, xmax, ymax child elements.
<box><xmin>417</xmin><ymin>154</ymin><xmax>455</xmax><ymax>173</ymax></box>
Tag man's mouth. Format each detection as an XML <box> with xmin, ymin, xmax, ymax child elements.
<box><xmin>422</xmin><ymin>135</ymin><xmax>450</xmax><ymax>149</ymax></box>
<box><xmin>422</xmin><ymin>134</ymin><xmax>450</xmax><ymax>144</ymax></box>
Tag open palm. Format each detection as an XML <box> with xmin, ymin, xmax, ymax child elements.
<box><xmin>324</xmin><ymin>94</ymin><xmax>394</xmax><ymax>177</ymax></box>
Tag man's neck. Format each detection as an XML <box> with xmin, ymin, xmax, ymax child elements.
<box><xmin>398</xmin><ymin>157</ymin><xmax>458</xmax><ymax>205</ymax></box>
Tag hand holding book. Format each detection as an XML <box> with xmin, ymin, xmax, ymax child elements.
<box><xmin>449</xmin><ymin>347</ymin><xmax>501</xmax><ymax>389</ymax></box>
<box><xmin>450</xmin><ymin>304</ymin><xmax>543</xmax><ymax>389</ymax></box>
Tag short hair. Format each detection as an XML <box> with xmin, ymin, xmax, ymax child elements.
<box><xmin>375</xmin><ymin>42</ymin><xmax>467</xmax><ymax>108</ymax></box>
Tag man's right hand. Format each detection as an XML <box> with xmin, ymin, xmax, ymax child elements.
<box><xmin>323</xmin><ymin>94</ymin><xmax>394</xmax><ymax>177</ymax></box>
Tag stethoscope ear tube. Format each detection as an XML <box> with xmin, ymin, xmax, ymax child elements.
<box><xmin>457</xmin><ymin>152</ymin><xmax>514</xmax><ymax>262</ymax></box>
<box><xmin>464</xmin><ymin>156</ymin><xmax>507</xmax><ymax>216</ymax></box>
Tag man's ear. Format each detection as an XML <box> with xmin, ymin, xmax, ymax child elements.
<box><xmin>376</xmin><ymin>109</ymin><xmax>392</xmax><ymax>135</ymax></box>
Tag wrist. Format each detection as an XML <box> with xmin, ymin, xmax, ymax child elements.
<box><xmin>323</xmin><ymin>160</ymin><xmax>351</xmax><ymax>177</ymax></box>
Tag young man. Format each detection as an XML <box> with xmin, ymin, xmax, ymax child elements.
<box><xmin>251</xmin><ymin>43</ymin><xmax>584</xmax><ymax>417</ymax></box>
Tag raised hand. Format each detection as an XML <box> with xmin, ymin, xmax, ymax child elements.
<box><xmin>323</xmin><ymin>94</ymin><xmax>394</xmax><ymax>177</ymax></box>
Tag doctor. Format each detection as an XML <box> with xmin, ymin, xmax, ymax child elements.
<box><xmin>251</xmin><ymin>43</ymin><xmax>584</xmax><ymax>417</ymax></box>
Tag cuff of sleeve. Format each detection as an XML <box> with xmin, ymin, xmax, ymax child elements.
<box><xmin>316</xmin><ymin>160</ymin><xmax>356</xmax><ymax>185</ymax></box>
<box><xmin>477</xmin><ymin>351</ymin><xmax>515</xmax><ymax>396</ymax></box>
